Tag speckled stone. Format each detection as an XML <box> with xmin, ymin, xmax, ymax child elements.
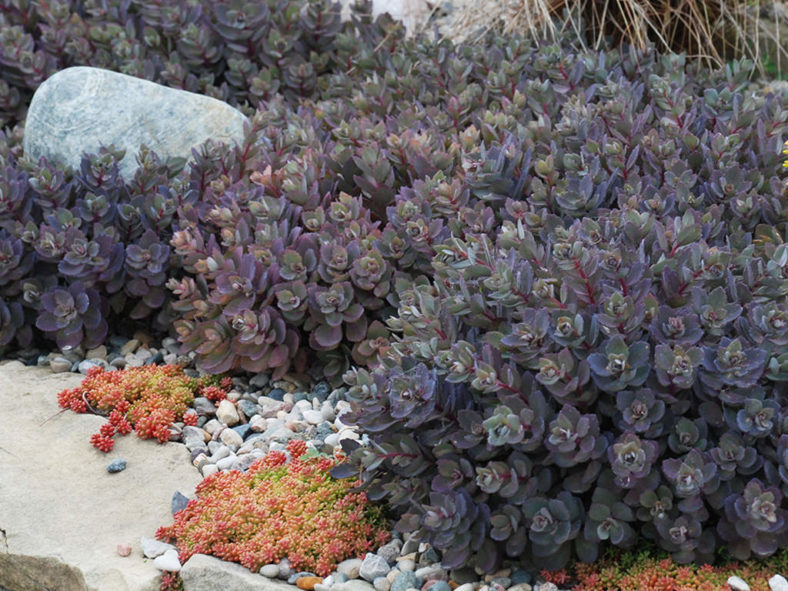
<box><xmin>24</xmin><ymin>66</ymin><xmax>248</xmax><ymax>180</ymax></box>
<box><xmin>106</xmin><ymin>459</ymin><xmax>127</xmax><ymax>473</ymax></box>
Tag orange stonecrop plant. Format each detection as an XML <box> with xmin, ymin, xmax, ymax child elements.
<box><xmin>57</xmin><ymin>364</ymin><xmax>231</xmax><ymax>452</ymax></box>
<box><xmin>156</xmin><ymin>439</ymin><xmax>390</xmax><ymax>576</ymax></box>
<box><xmin>569</xmin><ymin>547</ymin><xmax>788</xmax><ymax>591</ymax></box>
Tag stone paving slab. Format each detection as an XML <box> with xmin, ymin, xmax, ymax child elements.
<box><xmin>0</xmin><ymin>361</ymin><xmax>202</xmax><ymax>591</ymax></box>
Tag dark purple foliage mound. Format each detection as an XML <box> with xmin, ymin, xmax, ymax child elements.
<box><xmin>331</xmin><ymin>40</ymin><xmax>787</xmax><ymax>577</ymax></box>
<box><xmin>1</xmin><ymin>0</ymin><xmax>787</xmax><ymax>576</ymax></box>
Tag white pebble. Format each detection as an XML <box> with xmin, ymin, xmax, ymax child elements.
<box><xmin>398</xmin><ymin>560</ymin><xmax>415</xmax><ymax>572</ymax></box>
<box><xmin>337</xmin><ymin>558</ymin><xmax>363</xmax><ymax>579</ymax></box>
<box><xmin>769</xmin><ymin>575</ymin><xmax>788</xmax><ymax>591</ymax></box>
<box><xmin>338</xmin><ymin>429</ymin><xmax>359</xmax><ymax>443</ymax></box>
<box><xmin>209</xmin><ymin>446</ymin><xmax>231</xmax><ymax>462</ymax></box>
<box><xmin>321</xmin><ymin>402</ymin><xmax>336</xmax><ymax>422</ymax></box>
<box><xmin>295</xmin><ymin>399</ymin><xmax>312</xmax><ymax>411</ymax></box>
<box><xmin>140</xmin><ymin>536</ymin><xmax>175</xmax><ymax>559</ymax></box>
<box><xmin>201</xmin><ymin>464</ymin><xmax>219</xmax><ymax>477</ymax></box>
<box><xmin>727</xmin><ymin>576</ymin><xmax>750</xmax><ymax>591</ymax></box>
<box><xmin>249</xmin><ymin>416</ymin><xmax>267</xmax><ymax>432</ymax></box>
<box><xmin>303</xmin><ymin>409</ymin><xmax>324</xmax><ymax>425</ymax></box>
<box><xmin>216</xmin><ymin>454</ymin><xmax>237</xmax><ymax>471</ymax></box>
<box><xmin>260</xmin><ymin>564</ymin><xmax>280</xmax><ymax>578</ymax></box>
<box><xmin>216</xmin><ymin>399</ymin><xmax>240</xmax><ymax>426</ymax></box>
<box><xmin>203</xmin><ymin>419</ymin><xmax>223</xmax><ymax>435</ymax></box>
<box><xmin>219</xmin><ymin>428</ymin><xmax>243</xmax><ymax>451</ymax></box>
<box><xmin>153</xmin><ymin>549</ymin><xmax>181</xmax><ymax>572</ymax></box>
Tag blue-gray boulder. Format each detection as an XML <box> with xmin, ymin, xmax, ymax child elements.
<box><xmin>24</xmin><ymin>66</ymin><xmax>248</xmax><ymax>180</ymax></box>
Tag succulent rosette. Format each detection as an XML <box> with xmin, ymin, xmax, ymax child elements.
<box><xmin>0</xmin><ymin>230</ymin><xmax>33</xmax><ymax>296</ymax></box>
<box><xmin>701</xmin><ymin>337</ymin><xmax>769</xmax><ymax>390</ymax></box>
<box><xmin>583</xmin><ymin>486</ymin><xmax>636</xmax><ymax>553</ymax></box>
<box><xmin>588</xmin><ymin>336</ymin><xmax>650</xmax><ymax>392</ymax></box>
<box><xmin>306</xmin><ymin>282</ymin><xmax>366</xmax><ymax>350</ymax></box>
<box><xmin>607</xmin><ymin>432</ymin><xmax>659</xmax><ymax>489</ymax></box>
<box><xmin>522</xmin><ymin>492</ymin><xmax>585</xmax><ymax>568</ymax></box>
<box><xmin>124</xmin><ymin>229</ymin><xmax>171</xmax><ymax>316</ymax></box>
<box><xmin>649</xmin><ymin>306</ymin><xmax>704</xmax><ymax>345</ymax></box>
<box><xmin>662</xmin><ymin>449</ymin><xmax>719</xmax><ymax>504</ymax></box>
<box><xmin>230</xmin><ymin>308</ymin><xmax>299</xmax><ymax>377</ymax></box>
<box><xmin>717</xmin><ymin>479</ymin><xmax>787</xmax><ymax>560</ymax></box>
<box><xmin>545</xmin><ymin>405</ymin><xmax>606</xmax><ymax>468</ymax></box>
<box><xmin>654</xmin><ymin>343</ymin><xmax>702</xmax><ymax>390</ymax></box>
<box><xmin>35</xmin><ymin>282</ymin><xmax>107</xmax><ymax>350</ymax></box>
<box><xmin>614</xmin><ymin>388</ymin><xmax>667</xmax><ymax>438</ymax></box>
<box><xmin>0</xmin><ymin>296</ymin><xmax>24</xmax><ymax>347</ymax></box>
<box><xmin>654</xmin><ymin>512</ymin><xmax>715</xmax><ymax>564</ymax></box>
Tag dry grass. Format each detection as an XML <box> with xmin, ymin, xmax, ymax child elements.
<box><xmin>437</xmin><ymin>0</ymin><xmax>788</xmax><ymax>74</ymax></box>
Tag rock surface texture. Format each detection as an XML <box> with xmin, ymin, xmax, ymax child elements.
<box><xmin>0</xmin><ymin>361</ymin><xmax>202</xmax><ymax>591</ymax></box>
<box><xmin>180</xmin><ymin>554</ymin><xmax>300</xmax><ymax>591</ymax></box>
<box><xmin>23</xmin><ymin>66</ymin><xmax>248</xmax><ymax>180</ymax></box>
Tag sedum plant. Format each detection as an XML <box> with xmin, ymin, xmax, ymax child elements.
<box><xmin>156</xmin><ymin>439</ymin><xmax>390</xmax><ymax>576</ymax></box>
<box><xmin>57</xmin><ymin>365</ymin><xmax>230</xmax><ymax>451</ymax></box>
<box><xmin>0</xmin><ymin>0</ymin><xmax>785</xmax><ymax>576</ymax></box>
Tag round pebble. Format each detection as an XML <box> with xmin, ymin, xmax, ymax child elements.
<box><xmin>392</xmin><ymin>571</ymin><xmax>420</xmax><ymax>591</ymax></box>
<box><xmin>337</xmin><ymin>558</ymin><xmax>363</xmax><ymax>579</ymax></box>
<box><xmin>770</xmin><ymin>575</ymin><xmax>788</xmax><ymax>591</ymax></box>
<box><xmin>49</xmin><ymin>357</ymin><xmax>72</xmax><ymax>373</ymax></box>
<box><xmin>216</xmin><ymin>399</ymin><xmax>240</xmax><ymax>426</ymax></box>
<box><xmin>360</xmin><ymin>553</ymin><xmax>391</xmax><ymax>581</ymax></box>
<box><xmin>153</xmin><ymin>548</ymin><xmax>181</xmax><ymax>572</ymax></box>
<box><xmin>116</xmin><ymin>543</ymin><xmax>132</xmax><ymax>557</ymax></box>
<box><xmin>298</xmin><ymin>576</ymin><xmax>324</xmax><ymax>590</ymax></box>
<box><xmin>220</xmin><ymin>428</ymin><xmax>243</xmax><ymax>450</ymax></box>
<box><xmin>106</xmin><ymin>459</ymin><xmax>127</xmax><ymax>473</ymax></box>
<box><xmin>260</xmin><ymin>564</ymin><xmax>280</xmax><ymax>578</ymax></box>
<box><xmin>279</xmin><ymin>557</ymin><xmax>293</xmax><ymax>578</ymax></box>
<box><xmin>728</xmin><ymin>576</ymin><xmax>750</xmax><ymax>591</ymax></box>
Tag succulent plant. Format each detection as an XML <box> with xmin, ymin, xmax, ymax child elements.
<box><xmin>0</xmin><ymin>0</ymin><xmax>786</xmax><ymax>575</ymax></box>
<box><xmin>0</xmin><ymin>296</ymin><xmax>25</xmax><ymax>348</ymax></box>
<box><xmin>607</xmin><ymin>432</ymin><xmax>659</xmax><ymax>489</ymax></box>
<box><xmin>522</xmin><ymin>492</ymin><xmax>585</xmax><ymax>569</ymax></box>
<box><xmin>588</xmin><ymin>336</ymin><xmax>650</xmax><ymax>393</ymax></box>
<box><xmin>654</xmin><ymin>512</ymin><xmax>715</xmax><ymax>564</ymax></box>
<box><xmin>717</xmin><ymin>479</ymin><xmax>787</xmax><ymax>560</ymax></box>
<box><xmin>35</xmin><ymin>282</ymin><xmax>107</xmax><ymax>350</ymax></box>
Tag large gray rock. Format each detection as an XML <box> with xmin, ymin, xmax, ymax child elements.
<box><xmin>24</xmin><ymin>66</ymin><xmax>248</xmax><ymax>180</ymax></box>
<box><xmin>180</xmin><ymin>554</ymin><xmax>297</xmax><ymax>591</ymax></box>
<box><xmin>0</xmin><ymin>361</ymin><xmax>203</xmax><ymax>591</ymax></box>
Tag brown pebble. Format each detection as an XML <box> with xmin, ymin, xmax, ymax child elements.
<box><xmin>297</xmin><ymin>576</ymin><xmax>323</xmax><ymax>591</ymax></box>
<box><xmin>116</xmin><ymin>543</ymin><xmax>132</xmax><ymax>557</ymax></box>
